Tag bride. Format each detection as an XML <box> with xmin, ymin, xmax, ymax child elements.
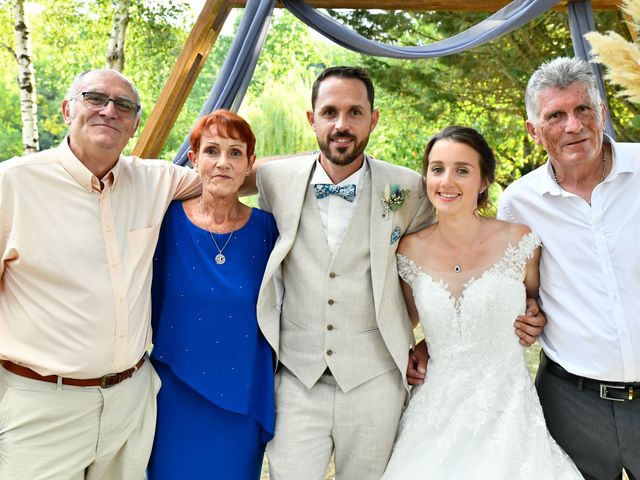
<box><xmin>382</xmin><ymin>126</ymin><xmax>582</xmax><ymax>479</ymax></box>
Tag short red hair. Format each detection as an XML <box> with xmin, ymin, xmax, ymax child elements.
<box><xmin>189</xmin><ymin>110</ymin><xmax>256</xmax><ymax>158</ymax></box>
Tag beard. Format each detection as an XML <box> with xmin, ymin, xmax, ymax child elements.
<box><xmin>316</xmin><ymin>130</ymin><xmax>370</xmax><ymax>167</ymax></box>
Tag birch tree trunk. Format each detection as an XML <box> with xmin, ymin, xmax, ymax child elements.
<box><xmin>13</xmin><ymin>0</ymin><xmax>39</xmax><ymax>154</ymax></box>
<box><xmin>106</xmin><ymin>0</ymin><xmax>132</xmax><ymax>71</ymax></box>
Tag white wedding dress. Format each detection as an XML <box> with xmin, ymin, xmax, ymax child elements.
<box><xmin>382</xmin><ymin>233</ymin><xmax>583</xmax><ymax>480</ymax></box>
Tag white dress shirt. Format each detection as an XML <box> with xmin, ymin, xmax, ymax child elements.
<box><xmin>498</xmin><ymin>136</ymin><xmax>640</xmax><ymax>382</ymax></box>
<box><xmin>310</xmin><ymin>157</ymin><xmax>368</xmax><ymax>258</ymax></box>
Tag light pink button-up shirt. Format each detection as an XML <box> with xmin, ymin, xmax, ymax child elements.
<box><xmin>0</xmin><ymin>139</ymin><xmax>200</xmax><ymax>378</ymax></box>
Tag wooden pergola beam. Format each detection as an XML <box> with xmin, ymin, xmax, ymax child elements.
<box><xmin>232</xmin><ymin>0</ymin><xmax>621</xmax><ymax>11</ymax></box>
<box><xmin>132</xmin><ymin>0</ymin><xmax>232</xmax><ymax>158</ymax></box>
<box><xmin>133</xmin><ymin>0</ymin><xmax>622</xmax><ymax>159</ymax></box>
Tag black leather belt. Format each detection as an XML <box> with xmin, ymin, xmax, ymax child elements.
<box><xmin>540</xmin><ymin>351</ymin><xmax>640</xmax><ymax>402</ymax></box>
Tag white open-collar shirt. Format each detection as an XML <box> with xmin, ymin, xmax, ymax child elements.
<box><xmin>498</xmin><ymin>136</ymin><xmax>640</xmax><ymax>382</ymax></box>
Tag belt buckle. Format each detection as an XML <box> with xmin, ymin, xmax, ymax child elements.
<box><xmin>599</xmin><ymin>384</ymin><xmax>626</xmax><ymax>402</ymax></box>
<box><xmin>100</xmin><ymin>373</ymin><xmax>121</xmax><ymax>388</ymax></box>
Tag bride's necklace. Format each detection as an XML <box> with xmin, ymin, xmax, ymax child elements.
<box><xmin>437</xmin><ymin>222</ymin><xmax>484</xmax><ymax>273</ymax></box>
<box><xmin>200</xmin><ymin>198</ymin><xmax>238</xmax><ymax>265</ymax></box>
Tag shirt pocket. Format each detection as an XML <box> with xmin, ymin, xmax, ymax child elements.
<box><xmin>126</xmin><ymin>225</ymin><xmax>159</xmax><ymax>291</ymax></box>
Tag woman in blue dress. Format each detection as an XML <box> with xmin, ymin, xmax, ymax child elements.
<box><xmin>148</xmin><ymin>110</ymin><xmax>277</xmax><ymax>479</ymax></box>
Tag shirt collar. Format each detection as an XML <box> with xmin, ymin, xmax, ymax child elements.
<box><xmin>58</xmin><ymin>136</ymin><xmax>122</xmax><ymax>192</ymax></box>
<box><xmin>539</xmin><ymin>160</ymin><xmax>563</xmax><ymax>196</ymax></box>
<box><xmin>606</xmin><ymin>135</ymin><xmax>635</xmax><ymax>179</ymax></box>
<box><xmin>538</xmin><ymin>134</ymin><xmax>624</xmax><ymax>196</ymax></box>
<box><xmin>310</xmin><ymin>153</ymin><xmax>368</xmax><ymax>189</ymax></box>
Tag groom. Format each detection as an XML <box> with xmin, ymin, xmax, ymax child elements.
<box><xmin>256</xmin><ymin>66</ymin><xmax>432</xmax><ymax>479</ymax></box>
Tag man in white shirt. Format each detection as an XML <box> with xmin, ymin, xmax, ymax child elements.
<box><xmin>498</xmin><ymin>57</ymin><xmax>640</xmax><ymax>479</ymax></box>
<box><xmin>0</xmin><ymin>69</ymin><xmax>200</xmax><ymax>478</ymax></box>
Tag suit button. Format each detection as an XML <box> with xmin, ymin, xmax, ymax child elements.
<box><xmin>326</xmin><ymin>349</ymin><xmax>333</xmax><ymax>356</ymax></box>
<box><xmin>327</xmin><ymin>325</ymin><xmax>334</xmax><ymax>331</ymax></box>
<box><xmin>328</xmin><ymin>299</ymin><xmax>334</xmax><ymax>305</ymax></box>
<box><xmin>329</xmin><ymin>272</ymin><xmax>336</xmax><ymax>278</ymax></box>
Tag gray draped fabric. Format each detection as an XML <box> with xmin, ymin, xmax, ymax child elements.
<box><xmin>282</xmin><ymin>0</ymin><xmax>561</xmax><ymax>58</ymax></box>
<box><xmin>173</xmin><ymin>0</ymin><xmax>616</xmax><ymax>164</ymax></box>
<box><xmin>568</xmin><ymin>0</ymin><xmax>616</xmax><ymax>139</ymax></box>
<box><xmin>174</xmin><ymin>0</ymin><xmax>276</xmax><ymax>166</ymax></box>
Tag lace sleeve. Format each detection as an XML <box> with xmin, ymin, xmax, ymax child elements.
<box><xmin>396</xmin><ymin>254</ymin><xmax>420</xmax><ymax>286</ymax></box>
<box><xmin>516</xmin><ymin>232</ymin><xmax>542</xmax><ymax>263</ymax></box>
<box><xmin>499</xmin><ymin>232</ymin><xmax>541</xmax><ymax>281</ymax></box>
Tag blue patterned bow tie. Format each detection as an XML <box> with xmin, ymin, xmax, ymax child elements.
<box><xmin>314</xmin><ymin>183</ymin><xmax>357</xmax><ymax>202</ymax></box>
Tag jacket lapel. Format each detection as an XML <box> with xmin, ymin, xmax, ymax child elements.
<box><xmin>263</xmin><ymin>156</ymin><xmax>316</xmax><ymax>280</ymax></box>
<box><xmin>368</xmin><ymin>157</ymin><xmax>394</xmax><ymax>319</ymax></box>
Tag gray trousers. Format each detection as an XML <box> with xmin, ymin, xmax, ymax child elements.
<box><xmin>536</xmin><ymin>359</ymin><xmax>640</xmax><ymax>480</ymax></box>
<box><xmin>266</xmin><ymin>367</ymin><xmax>406</xmax><ymax>480</ymax></box>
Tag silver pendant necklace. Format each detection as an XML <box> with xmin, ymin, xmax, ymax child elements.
<box><xmin>437</xmin><ymin>222</ymin><xmax>483</xmax><ymax>273</ymax></box>
<box><xmin>211</xmin><ymin>232</ymin><xmax>233</xmax><ymax>265</ymax></box>
<box><xmin>200</xmin><ymin>198</ymin><xmax>237</xmax><ymax>265</ymax></box>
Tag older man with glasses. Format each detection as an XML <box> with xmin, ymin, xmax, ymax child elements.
<box><xmin>0</xmin><ymin>69</ymin><xmax>200</xmax><ymax>479</ymax></box>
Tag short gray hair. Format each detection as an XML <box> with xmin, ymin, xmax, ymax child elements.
<box><xmin>66</xmin><ymin>69</ymin><xmax>141</xmax><ymax>118</ymax></box>
<box><xmin>525</xmin><ymin>57</ymin><xmax>602</xmax><ymax>124</ymax></box>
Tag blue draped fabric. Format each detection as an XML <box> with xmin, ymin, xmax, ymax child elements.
<box><xmin>282</xmin><ymin>0</ymin><xmax>560</xmax><ymax>58</ymax></box>
<box><xmin>173</xmin><ymin>0</ymin><xmax>615</xmax><ymax>164</ymax></box>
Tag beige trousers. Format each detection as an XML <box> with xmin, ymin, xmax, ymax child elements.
<box><xmin>266</xmin><ymin>367</ymin><xmax>406</xmax><ymax>480</ymax></box>
<box><xmin>0</xmin><ymin>360</ymin><xmax>160</xmax><ymax>480</ymax></box>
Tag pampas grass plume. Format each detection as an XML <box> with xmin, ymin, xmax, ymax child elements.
<box><xmin>622</xmin><ymin>0</ymin><xmax>640</xmax><ymax>27</ymax></box>
<box><xmin>585</xmin><ymin>0</ymin><xmax>640</xmax><ymax>104</ymax></box>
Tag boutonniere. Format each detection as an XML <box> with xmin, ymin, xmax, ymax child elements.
<box><xmin>381</xmin><ymin>183</ymin><xmax>410</xmax><ymax>218</ymax></box>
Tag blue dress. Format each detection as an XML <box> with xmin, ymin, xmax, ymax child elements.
<box><xmin>148</xmin><ymin>201</ymin><xmax>278</xmax><ymax>480</ymax></box>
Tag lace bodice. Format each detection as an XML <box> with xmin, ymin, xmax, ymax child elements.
<box><xmin>397</xmin><ymin>232</ymin><xmax>541</xmax><ymax>368</ymax></box>
<box><xmin>383</xmin><ymin>234</ymin><xmax>582</xmax><ymax>480</ymax></box>
<box><xmin>383</xmin><ymin>232</ymin><xmax>582</xmax><ymax>480</ymax></box>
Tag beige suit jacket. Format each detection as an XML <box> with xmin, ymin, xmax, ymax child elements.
<box><xmin>256</xmin><ymin>154</ymin><xmax>433</xmax><ymax>390</ymax></box>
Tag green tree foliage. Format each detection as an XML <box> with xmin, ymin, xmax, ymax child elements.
<box><xmin>0</xmin><ymin>82</ymin><xmax>22</xmax><ymax>159</ymax></box>
<box><xmin>242</xmin><ymin>69</ymin><xmax>318</xmax><ymax>158</ymax></box>
<box><xmin>0</xmin><ymin>0</ymin><xmax>191</xmax><ymax>159</ymax></box>
<box><xmin>0</xmin><ymin>1</ymin><xmax>20</xmax><ymax>158</ymax></box>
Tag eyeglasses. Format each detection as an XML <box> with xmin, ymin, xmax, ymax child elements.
<box><xmin>71</xmin><ymin>91</ymin><xmax>140</xmax><ymax>116</ymax></box>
